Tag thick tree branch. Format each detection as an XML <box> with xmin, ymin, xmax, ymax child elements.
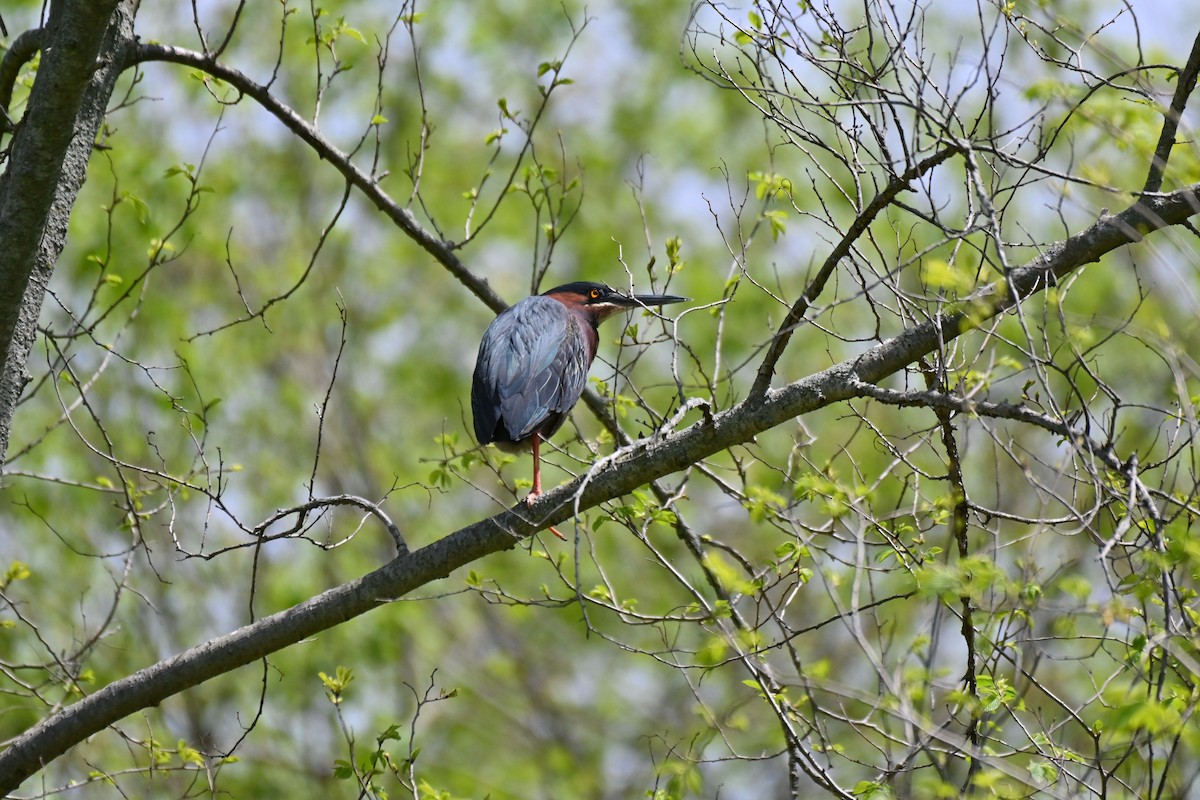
<box><xmin>2</xmin><ymin>185</ymin><xmax>1196</xmax><ymax>792</ymax></box>
<box><xmin>126</xmin><ymin>43</ymin><xmax>507</xmax><ymax>314</ymax></box>
<box><xmin>0</xmin><ymin>1</ymin><xmax>134</xmax><ymax>465</ymax></box>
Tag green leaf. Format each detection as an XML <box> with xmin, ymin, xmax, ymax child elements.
<box><xmin>1</xmin><ymin>561</ymin><xmax>31</xmax><ymax>590</ymax></box>
<box><xmin>1028</xmin><ymin>760</ymin><xmax>1057</xmax><ymax>785</ymax></box>
<box><xmin>177</xmin><ymin>739</ymin><xmax>205</xmax><ymax>766</ymax></box>
<box><xmin>696</xmin><ymin>635</ymin><xmax>727</xmax><ymax>666</ymax></box>
<box><xmin>852</xmin><ymin>781</ymin><xmax>896</xmax><ymax>799</ymax></box>
<box><xmin>975</xmin><ymin>674</ymin><xmax>1016</xmax><ymax>712</ymax></box>
<box><xmin>702</xmin><ymin>552</ymin><xmax>758</xmax><ymax>595</ymax></box>
<box><xmin>665</xmin><ymin>236</ymin><xmax>686</xmax><ymax>273</ymax></box>
<box><xmin>749</xmin><ymin>170</ymin><xmax>791</xmax><ymax>200</ymax></box>
<box><xmin>763</xmin><ymin>209</ymin><xmax>788</xmax><ymax>240</ymax></box>
<box><xmin>122</xmin><ymin>191</ymin><xmax>150</xmax><ymax>224</ymax></box>
<box><xmin>914</xmin><ymin>555</ymin><xmax>1010</xmax><ymax>603</ymax></box>
<box><xmin>318</xmin><ymin>666</ymin><xmax>355</xmax><ymax>704</ymax></box>
<box><xmin>921</xmin><ymin>258</ymin><xmax>971</xmax><ymax>292</ymax></box>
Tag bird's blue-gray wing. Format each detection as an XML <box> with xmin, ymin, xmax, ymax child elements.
<box><xmin>472</xmin><ymin>297</ymin><xmax>588</xmax><ymax>445</ymax></box>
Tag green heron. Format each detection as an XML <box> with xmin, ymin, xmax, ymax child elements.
<box><xmin>472</xmin><ymin>281</ymin><xmax>687</xmax><ymax>513</ymax></box>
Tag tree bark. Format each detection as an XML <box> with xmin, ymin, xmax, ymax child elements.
<box><xmin>0</xmin><ymin>0</ymin><xmax>136</xmax><ymax>465</ymax></box>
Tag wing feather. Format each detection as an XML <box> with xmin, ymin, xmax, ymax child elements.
<box><xmin>471</xmin><ymin>297</ymin><xmax>590</xmax><ymax>445</ymax></box>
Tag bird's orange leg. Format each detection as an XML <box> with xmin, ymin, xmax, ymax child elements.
<box><xmin>525</xmin><ymin>434</ymin><xmax>565</xmax><ymax>540</ymax></box>
<box><xmin>530</xmin><ymin>434</ymin><xmax>543</xmax><ymax>499</ymax></box>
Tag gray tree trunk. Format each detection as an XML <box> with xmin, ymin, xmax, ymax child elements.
<box><xmin>0</xmin><ymin>0</ymin><xmax>136</xmax><ymax>465</ymax></box>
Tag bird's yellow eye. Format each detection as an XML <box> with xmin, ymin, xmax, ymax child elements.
<box><xmin>589</xmin><ymin>288</ymin><xmax>601</xmax><ymax>300</ymax></box>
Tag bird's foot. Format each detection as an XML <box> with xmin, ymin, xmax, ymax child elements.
<box><xmin>525</xmin><ymin>490</ymin><xmax>566</xmax><ymax>540</ymax></box>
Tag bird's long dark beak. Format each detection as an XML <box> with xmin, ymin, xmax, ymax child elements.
<box><xmin>622</xmin><ymin>292</ymin><xmax>689</xmax><ymax>308</ymax></box>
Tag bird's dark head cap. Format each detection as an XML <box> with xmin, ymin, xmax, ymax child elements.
<box><xmin>542</xmin><ymin>281</ymin><xmax>687</xmax><ymax>320</ymax></box>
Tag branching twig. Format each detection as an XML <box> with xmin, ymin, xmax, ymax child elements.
<box><xmin>125</xmin><ymin>43</ymin><xmax>508</xmax><ymax>314</ymax></box>
<box><xmin>1143</xmin><ymin>30</ymin><xmax>1200</xmax><ymax>194</ymax></box>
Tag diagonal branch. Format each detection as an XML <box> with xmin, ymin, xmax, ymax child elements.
<box><xmin>750</xmin><ymin>145</ymin><xmax>961</xmax><ymax>396</ymax></box>
<box><xmin>918</xmin><ymin>364</ymin><xmax>980</xmax><ymax>759</ymax></box>
<box><xmin>2</xmin><ymin>184</ymin><xmax>1196</xmax><ymax>791</ymax></box>
<box><xmin>1143</xmin><ymin>29</ymin><xmax>1200</xmax><ymax>195</ymax></box>
<box><xmin>126</xmin><ymin>43</ymin><xmax>508</xmax><ymax>314</ymax></box>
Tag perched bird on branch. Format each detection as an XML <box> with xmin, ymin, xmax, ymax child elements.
<box><xmin>472</xmin><ymin>281</ymin><xmax>686</xmax><ymax>526</ymax></box>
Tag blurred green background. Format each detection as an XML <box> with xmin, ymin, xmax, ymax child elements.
<box><xmin>3</xmin><ymin>0</ymin><xmax>1200</xmax><ymax>797</ymax></box>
